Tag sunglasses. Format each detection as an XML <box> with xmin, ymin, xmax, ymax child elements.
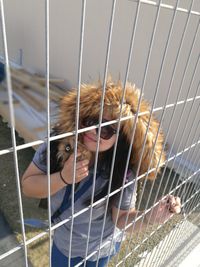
<box><xmin>82</xmin><ymin>117</ymin><xmax>117</xmax><ymax>140</ymax></box>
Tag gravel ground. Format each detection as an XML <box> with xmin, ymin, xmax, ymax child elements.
<box><xmin>0</xmin><ymin>115</ymin><xmax>198</xmax><ymax>267</ymax></box>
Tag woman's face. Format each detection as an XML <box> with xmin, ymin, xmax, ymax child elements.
<box><xmin>82</xmin><ymin>114</ymin><xmax>117</xmax><ymax>152</ymax></box>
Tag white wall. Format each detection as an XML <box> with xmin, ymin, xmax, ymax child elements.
<box><xmin>0</xmin><ymin>0</ymin><xmax>200</xmax><ymax>174</ymax></box>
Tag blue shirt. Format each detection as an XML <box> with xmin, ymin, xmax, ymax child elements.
<box><xmin>33</xmin><ymin>143</ymin><xmax>137</xmax><ymax>260</ymax></box>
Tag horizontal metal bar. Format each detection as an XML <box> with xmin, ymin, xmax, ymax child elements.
<box><xmin>129</xmin><ymin>0</ymin><xmax>200</xmax><ymax>16</ymax></box>
<box><xmin>1</xmin><ymin>156</ymin><xmax>198</xmax><ymax>262</ymax></box>
<box><xmin>0</xmin><ymin>246</ymin><xmax>23</xmax><ymax>261</ymax></box>
<box><xmin>1</xmin><ymin>165</ymin><xmax>199</xmax><ymax>262</ymax></box>
<box><xmin>0</xmin><ymin>138</ymin><xmax>198</xmax><ymax>258</ymax></box>
<box><xmin>0</xmin><ymin>139</ymin><xmax>199</xmax><ymax>259</ymax></box>
<box><xmin>118</xmin><ymin>206</ymin><xmax>200</xmax><ymax>267</ymax></box>
<box><xmin>0</xmin><ymin>95</ymin><xmax>199</xmax><ymax>156</ymax></box>
<box><xmin>116</xmin><ymin>196</ymin><xmax>200</xmax><ymax>266</ymax></box>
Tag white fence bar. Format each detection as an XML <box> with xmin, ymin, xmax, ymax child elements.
<box><xmin>145</xmin><ymin>57</ymin><xmax>200</xmax><ymax>231</ymax></box>
<box><xmin>0</xmin><ymin>164</ymin><xmax>199</xmax><ymax>263</ymax></box>
<box><xmin>122</xmin><ymin>12</ymin><xmax>200</xmax><ymax>262</ymax></box>
<box><xmin>94</xmin><ymin>1</ymin><xmax>143</xmax><ymax>266</ymax></box>
<box><xmin>107</xmin><ymin>0</ymin><xmax>166</xmax><ymax>263</ymax></box>
<box><xmin>130</xmin><ymin>0</ymin><xmax>200</xmax><ymax>16</ymax></box>
<box><xmin>0</xmin><ymin>94</ymin><xmax>199</xmax><ymax>156</ymax></box>
<box><xmin>82</xmin><ymin>1</ymin><xmax>119</xmax><ymax>266</ymax></box>
<box><xmin>144</xmin><ymin>88</ymin><xmax>200</xmax><ymax>266</ymax></box>
<box><xmin>155</xmin><ymin>157</ymin><xmax>200</xmax><ymax>267</ymax></box>
<box><xmin>0</xmin><ymin>1</ymin><xmax>28</xmax><ymax>266</ymax></box>
<box><xmin>44</xmin><ymin>0</ymin><xmax>52</xmax><ymax>266</ymax></box>
<box><xmin>0</xmin><ymin>137</ymin><xmax>199</xmax><ymax>262</ymax></box>
<box><xmin>95</xmin><ymin>1</ymin><xmax>143</xmax><ymax>266</ymax></box>
<box><xmin>143</xmin><ymin>124</ymin><xmax>200</xmax><ymax>267</ymax></box>
<box><xmin>0</xmin><ymin>1</ymin><xmax>199</xmax><ymax>267</ymax></box>
<box><xmin>118</xmin><ymin>0</ymin><xmax>199</xmax><ymax>264</ymax></box>
<box><xmin>120</xmin><ymin>0</ymin><xmax>187</xmax><ymax>263</ymax></box>
<box><xmin>67</xmin><ymin>1</ymin><xmax>86</xmax><ymax>266</ymax></box>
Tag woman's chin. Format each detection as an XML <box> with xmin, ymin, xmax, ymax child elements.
<box><xmin>83</xmin><ymin>141</ymin><xmax>96</xmax><ymax>152</ymax></box>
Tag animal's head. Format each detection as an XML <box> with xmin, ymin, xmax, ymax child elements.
<box><xmin>56</xmin><ymin>137</ymin><xmax>92</xmax><ymax>167</ymax></box>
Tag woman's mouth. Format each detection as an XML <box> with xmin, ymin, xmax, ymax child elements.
<box><xmin>84</xmin><ymin>134</ymin><xmax>97</xmax><ymax>142</ymax></box>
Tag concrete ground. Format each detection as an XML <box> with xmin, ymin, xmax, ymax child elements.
<box><xmin>135</xmin><ymin>219</ymin><xmax>200</xmax><ymax>267</ymax></box>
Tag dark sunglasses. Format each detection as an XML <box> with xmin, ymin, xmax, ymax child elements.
<box><xmin>82</xmin><ymin>117</ymin><xmax>117</xmax><ymax>140</ymax></box>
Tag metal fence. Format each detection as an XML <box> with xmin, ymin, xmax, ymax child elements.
<box><xmin>0</xmin><ymin>0</ymin><xmax>200</xmax><ymax>267</ymax></box>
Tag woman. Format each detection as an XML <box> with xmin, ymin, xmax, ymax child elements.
<box><xmin>22</xmin><ymin>79</ymin><xmax>181</xmax><ymax>267</ymax></box>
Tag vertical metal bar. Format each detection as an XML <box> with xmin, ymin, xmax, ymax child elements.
<box><xmin>169</xmin><ymin>92</ymin><xmax>200</xmax><ymax>182</ymax></box>
<box><xmin>156</xmin><ymin>152</ymin><xmax>200</xmax><ymax>267</ymax></box>
<box><xmin>169</xmin><ymin>198</ymin><xmax>200</xmax><ymax>267</ymax></box>
<box><xmin>117</xmin><ymin>0</ymin><xmax>184</xmax><ymax>264</ymax></box>
<box><xmin>160</xmin><ymin>195</ymin><xmax>200</xmax><ymax>266</ymax></box>
<box><xmin>144</xmin><ymin>64</ymin><xmax>199</xmax><ymax>267</ymax></box>
<box><xmin>94</xmin><ymin>2</ymin><xmax>143</xmax><ymax>267</ymax></box>
<box><xmin>0</xmin><ymin>0</ymin><xmax>28</xmax><ymax>266</ymax></box>
<box><xmin>129</xmin><ymin>0</ymin><xmax>200</xmax><ymax>17</ymax></box>
<box><xmin>181</xmin><ymin>161</ymin><xmax>200</xmax><ymax>215</ymax></box>
<box><xmin>139</xmin><ymin>0</ymin><xmax>196</xmax><ymax>225</ymax></box>
<box><xmin>159</xmin><ymin>180</ymin><xmax>199</xmax><ymax>266</ymax></box>
<box><xmin>180</xmin><ymin>150</ymin><xmax>200</xmax><ymax>217</ymax></box>
<box><xmin>138</xmin><ymin>0</ymin><xmax>198</xmax><ymax>235</ymax></box>
<box><xmin>122</xmin><ymin>170</ymin><xmax>200</xmax><ymax>267</ymax></box>
<box><xmin>45</xmin><ymin>0</ymin><xmax>52</xmax><ymax>266</ymax></box>
<box><xmin>143</xmin><ymin>42</ymin><xmax>199</xmax><ymax>243</ymax></box>
<box><xmin>146</xmin><ymin>78</ymin><xmax>200</xmax><ymax>266</ymax></box>
<box><xmin>68</xmin><ymin>1</ymin><xmax>86</xmax><ymax>266</ymax></box>
<box><xmin>179</xmin><ymin>132</ymin><xmax>200</xmax><ymax>209</ymax></box>
<box><xmin>121</xmin><ymin>0</ymin><xmax>183</xmax><ymax>262</ymax></box>
<box><xmin>156</xmin><ymin>123</ymin><xmax>200</xmax><ymax>267</ymax></box>
<box><xmin>154</xmin><ymin>58</ymin><xmax>199</xmax><ymax>219</ymax></box>
<box><xmin>145</xmin><ymin>68</ymin><xmax>198</xmax><ymax>244</ymax></box>
<box><xmin>82</xmin><ymin>1</ymin><xmax>118</xmax><ymax>266</ymax></box>
<box><xmin>122</xmin><ymin>2</ymin><xmax>198</xmax><ymax>265</ymax></box>
<box><xmin>94</xmin><ymin>2</ymin><xmax>143</xmax><ymax>266</ymax></box>
<box><xmin>172</xmin><ymin>100</ymin><xmax>200</xmax><ymax>196</ymax></box>
<box><xmin>107</xmin><ymin>0</ymin><xmax>164</xmax><ymax>264</ymax></box>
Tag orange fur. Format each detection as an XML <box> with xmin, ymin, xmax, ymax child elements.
<box><xmin>56</xmin><ymin>79</ymin><xmax>165</xmax><ymax>180</ymax></box>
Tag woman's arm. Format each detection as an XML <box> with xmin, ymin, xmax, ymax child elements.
<box><xmin>112</xmin><ymin>195</ymin><xmax>181</xmax><ymax>233</ymax></box>
<box><xmin>21</xmin><ymin>162</ymin><xmax>68</xmax><ymax>198</ymax></box>
<box><xmin>21</xmin><ymin>152</ymin><xmax>89</xmax><ymax>198</ymax></box>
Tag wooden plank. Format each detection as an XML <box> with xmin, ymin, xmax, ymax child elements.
<box><xmin>1</xmin><ymin>81</ymin><xmax>45</xmax><ymax>111</ymax></box>
<box><xmin>11</xmin><ymin>68</ymin><xmax>63</xmax><ymax>102</ymax></box>
<box><xmin>34</xmin><ymin>77</ymin><xmax>65</xmax><ymax>84</ymax></box>
<box><xmin>0</xmin><ymin>102</ymin><xmax>40</xmax><ymax>144</ymax></box>
<box><xmin>0</xmin><ymin>67</ymin><xmax>63</xmax><ymax>145</ymax></box>
<box><xmin>14</xmin><ymin>87</ymin><xmax>45</xmax><ymax>111</ymax></box>
<box><xmin>0</xmin><ymin>87</ymin><xmax>20</xmax><ymax>106</ymax></box>
<box><xmin>33</xmin><ymin>126</ymin><xmax>46</xmax><ymax>132</ymax></box>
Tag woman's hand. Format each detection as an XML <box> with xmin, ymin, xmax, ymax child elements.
<box><xmin>145</xmin><ymin>195</ymin><xmax>181</xmax><ymax>225</ymax></box>
<box><xmin>60</xmin><ymin>152</ymin><xmax>89</xmax><ymax>184</ymax></box>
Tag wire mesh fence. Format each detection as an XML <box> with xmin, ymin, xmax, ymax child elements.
<box><xmin>0</xmin><ymin>0</ymin><xmax>199</xmax><ymax>267</ymax></box>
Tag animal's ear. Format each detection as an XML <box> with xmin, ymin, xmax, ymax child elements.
<box><xmin>57</xmin><ymin>138</ymin><xmax>74</xmax><ymax>167</ymax></box>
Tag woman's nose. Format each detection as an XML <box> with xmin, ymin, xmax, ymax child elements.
<box><xmin>90</xmin><ymin>128</ymin><xmax>97</xmax><ymax>135</ymax></box>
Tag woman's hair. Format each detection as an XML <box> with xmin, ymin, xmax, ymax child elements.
<box><xmin>90</xmin><ymin>132</ymin><xmax>131</xmax><ymax>208</ymax></box>
<box><xmin>40</xmin><ymin>78</ymin><xmax>166</xmax><ymax>210</ymax></box>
